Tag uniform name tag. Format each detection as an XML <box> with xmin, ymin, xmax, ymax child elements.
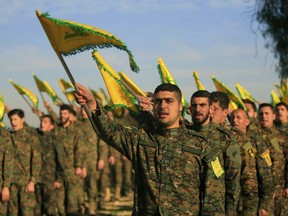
<box><xmin>211</xmin><ymin>157</ymin><xmax>224</xmax><ymax>178</ymax></box>
<box><xmin>261</xmin><ymin>149</ymin><xmax>272</xmax><ymax>167</ymax></box>
<box><xmin>243</xmin><ymin>142</ymin><xmax>255</xmax><ymax>159</ymax></box>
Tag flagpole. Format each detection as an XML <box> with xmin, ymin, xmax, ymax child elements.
<box><xmin>20</xmin><ymin>95</ymin><xmax>33</xmax><ymax>109</ymax></box>
<box><xmin>56</xmin><ymin>52</ymin><xmax>101</xmax><ymax>135</ymax></box>
<box><xmin>39</xmin><ymin>91</ymin><xmax>45</xmax><ymax>105</ymax></box>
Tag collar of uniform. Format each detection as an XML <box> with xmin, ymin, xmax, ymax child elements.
<box><xmin>191</xmin><ymin>121</ymin><xmax>213</xmax><ymax>132</ymax></box>
<box><xmin>156</xmin><ymin>124</ymin><xmax>185</xmax><ymax>137</ymax></box>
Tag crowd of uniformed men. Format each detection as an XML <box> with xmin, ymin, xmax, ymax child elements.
<box><xmin>0</xmin><ymin>83</ymin><xmax>287</xmax><ymax>216</ymax></box>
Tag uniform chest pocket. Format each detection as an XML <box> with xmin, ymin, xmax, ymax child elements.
<box><xmin>202</xmin><ymin>149</ymin><xmax>224</xmax><ymax>178</ymax></box>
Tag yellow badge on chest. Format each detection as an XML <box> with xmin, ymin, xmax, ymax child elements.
<box><xmin>243</xmin><ymin>142</ymin><xmax>255</xmax><ymax>159</ymax></box>
<box><xmin>261</xmin><ymin>149</ymin><xmax>272</xmax><ymax>167</ymax></box>
<box><xmin>211</xmin><ymin>157</ymin><xmax>224</xmax><ymax>178</ymax></box>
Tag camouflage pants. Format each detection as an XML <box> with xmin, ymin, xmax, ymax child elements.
<box><xmin>122</xmin><ymin>159</ymin><xmax>133</xmax><ymax>195</ymax></box>
<box><xmin>99</xmin><ymin>161</ymin><xmax>110</xmax><ymax>196</ymax></box>
<box><xmin>35</xmin><ymin>183</ymin><xmax>66</xmax><ymax>216</ymax></box>
<box><xmin>0</xmin><ymin>200</ymin><xmax>8</xmax><ymax>216</ymax></box>
<box><xmin>238</xmin><ymin>191</ymin><xmax>259</xmax><ymax>216</ymax></box>
<box><xmin>65</xmin><ymin>177</ymin><xmax>85</xmax><ymax>215</ymax></box>
<box><xmin>274</xmin><ymin>188</ymin><xmax>288</xmax><ymax>216</ymax></box>
<box><xmin>84</xmin><ymin>166</ymin><xmax>100</xmax><ymax>201</ymax></box>
<box><xmin>8</xmin><ymin>183</ymin><xmax>36</xmax><ymax>216</ymax></box>
<box><xmin>110</xmin><ymin>158</ymin><xmax>123</xmax><ymax>188</ymax></box>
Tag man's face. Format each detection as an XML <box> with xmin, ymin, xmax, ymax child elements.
<box><xmin>9</xmin><ymin>114</ymin><xmax>24</xmax><ymax>131</ymax></box>
<box><xmin>210</xmin><ymin>101</ymin><xmax>228</xmax><ymax>125</ymax></box>
<box><xmin>244</xmin><ymin>103</ymin><xmax>256</xmax><ymax>119</ymax></box>
<box><xmin>275</xmin><ymin>105</ymin><xmax>288</xmax><ymax>124</ymax></box>
<box><xmin>231</xmin><ymin>109</ymin><xmax>250</xmax><ymax>132</ymax></box>
<box><xmin>40</xmin><ymin>117</ymin><xmax>54</xmax><ymax>132</ymax></box>
<box><xmin>258</xmin><ymin>106</ymin><xmax>275</xmax><ymax>128</ymax></box>
<box><xmin>60</xmin><ymin>109</ymin><xmax>70</xmax><ymax>126</ymax></box>
<box><xmin>153</xmin><ymin>91</ymin><xmax>182</xmax><ymax>129</ymax></box>
<box><xmin>190</xmin><ymin>97</ymin><xmax>212</xmax><ymax>126</ymax></box>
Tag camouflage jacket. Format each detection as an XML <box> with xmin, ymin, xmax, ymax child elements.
<box><xmin>37</xmin><ymin>129</ymin><xmax>66</xmax><ymax>184</ymax></box>
<box><xmin>76</xmin><ymin>119</ymin><xmax>100</xmax><ymax>170</ymax></box>
<box><xmin>54</xmin><ymin>122</ymin><xmax>86</xmax><ymax>183</ymax></box>
<box><xmin>10</xmin><ymin>126</ymin><xmax>41</xmax><ymax>185</ymax></box>
<box><xmin>92</xmin><ymin>108</ymin><xmax>207</xmax><ymax>216</ymax></box>
<box><xmin>0</xmin><ymin>127</ymin><xmax>14</xmax><ymax>188</ymax></box>
<box><xmin>247</xmin><ymin>126</ymin><xmax>286</xmax><ymax>190</ymax></box>
<box><xmin>188</xmin><ymin>122</ymin><xmax>241</xmax><ymax>216</ymax></box>
<box><xmin>231</xmin><ymin>127</ymin><xmax>273</xmax><ymax>210</ymax></box>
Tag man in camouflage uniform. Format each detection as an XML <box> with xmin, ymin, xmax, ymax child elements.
<box><xmin>35</xmin><ymin>114</ymin><xmax>66</xmax><ymax>216</ymax></box>
<box><xmin>230</xmin><ymin>108</ymin><xmax>273</xmax><ymax>215</ymax></box>
<box><xmin>7</xmin><ymin>109</ymin><xmax>41</xmax><ymax>216</ymax></box>
<box><xmin>274</xmin><ymin>102</ymin><xmax>288</xmax><ymax>132</ymax></box>
<box><xmin>0</xmin><ymin>126</ymin><xmax>14</xmax><ymax>215</ymax></box>
<box><xmin>54</xmin><ymin>104</ymin><xmax>87</xmax><ymax>215</ymax></box>
<box><xmin>75</xmin><ymin>83</ymin><xmax>208</xmax><ymax>215</ymax></box>
<box><xmin>255</xmin><ymin>103</ymin><xmax>288</xmax><ymax>215</ymax></box>
<box><xmin>188</xmin><ymin>90</ymin><xmax>241</xmax><ymax>216</ymax></box>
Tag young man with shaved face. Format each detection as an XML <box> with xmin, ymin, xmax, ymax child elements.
<box><xmin>230</xmin><ymin>108</ymin><xmax>273</xmax><ymax>216</ymax></box>
<box><xmin>274</xmin><ymin>102</ymin><xmax>288</xmax><ymax>132</ymax></box>
<box><xmin>252</xmin><ymin>103</ymin><xmax>288</xmax><ymax>215</ymax></box>
<box><xmin>189</xmin><ymin>90</ymin><xmax>241</xmax><ymax>216</ymax></box>
<box><xmin>75</xmin><ymin>83</ymin><xmax>208</xmax><ymax>215</ymax></box>
<box><xmin>210</xmin><ymin>91</ymin><xmax>230</xmax><ymax>126</ymax></box>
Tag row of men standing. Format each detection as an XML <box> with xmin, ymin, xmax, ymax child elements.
<box><xmin>0</xmin><ymin>102</ymin><xmax>135</xmax><ymax>216</ymax></box>
<box><xmin>74</xmin><ymin>82</ymin><xmax>288</xmax><ymax>216</ymax></box>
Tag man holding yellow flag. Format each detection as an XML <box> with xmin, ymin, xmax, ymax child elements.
<box><xmin>75</xmin><ymin>82</ymin><xmax>207</xmax><ymax>215</ymax></box>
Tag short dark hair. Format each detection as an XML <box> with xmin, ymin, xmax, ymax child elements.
<box><xmin>153</xmin><ymin>83</ymin><xmax>182</xmax><ymax>103</ymax></box>
<box><xmin>258</xmin><ymin>103</ymin><xmax>274</xmax><ymax>113</ymax></box>
<box><xmin>275</xmin><ymin>102</ymin><xmax>288</xmax><ymax>110</ymax></box>
<box><xmin>191</xmin><ymin>90</ymin><xmax>211</xmax><ymax>105</ymax></box>
<box><xmin>242</xmin><ymin>99</ymin><xmax>257</xmax><ymax>112</ymax></box>
<box><xmin>210</xmin><ymin>91</ymin><xmax>230</xmax><ymax>110</ymax></box>
<box><xmin>60</xmin><ymin>104</ymin><xmax>73</xmax><ymax>113</ymax></box>
<box><xmin>8</xmin><ymin>109</ymin><xmax>24</xmax><ymax>118</ymax></box>
<box><xmin>41</xmin><ymin>114</ymin><xmax>55</xmax><ymax>125</ymax></box>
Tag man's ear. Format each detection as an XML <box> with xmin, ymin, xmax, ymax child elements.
<box><xmin>209</xmin><ymin>105</ymin><xmax>214</xmax><ymax>115</ymax></box>
<box><xmin>179</xmin><ymin>102</ymin><xmax>183</xmax><ymax>113</ymax></box>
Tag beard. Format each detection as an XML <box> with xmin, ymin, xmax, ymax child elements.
<box><xmin>60</xmin><ymin>117</ymin><xmax>69</xmax><ymax>125</ymax></box>
<box><xmin>192</xmin><ymin>112</ymin><xmax>210</xmax><ymax>126</ymax></box>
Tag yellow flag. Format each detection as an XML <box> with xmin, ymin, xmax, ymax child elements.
<box><xmin>271</xmin><ymin>89</ymin><xmax>281</xmax><ymax>107</ymax></box>
<box><xmin>36</xmin><ymin>10</ymin><xmax>139</xmax><ymax>72</ymax></box>
<box><xmin>0</xmin><ymin>95</ymin><xmax>5</xmax><ymax>122</ymax></box>
<box><xmin>92</xmin><ymin>50</ymin><xmax>140</xmax><ymax>113</ymax></box>
<box><xmin>119</xmin><ymin>72</ymin><xmax>146</xmax><ymax>97</ymax></box>
<box><xmin>58</xmin><ymin>78</ymin><xmax>75</xmax><ymax>102</ymax></box>
<box><xmin>89</xmin><ymin>88</ymin><xmax>105</xmax><ymax>106</ymax></box>
<box><xmin>235</xmin><ymin>83</ymin><xmax>257</xmax><ymax>104</ymax></box>
<box><xmin>0</xmin><ymin>122</ymin><xmax>5</xmax><ymax>128</ymax></box>
<box><xmin>32</xmin><ymin>73</ymin><xmax>46</xmax><ymax>92</ymax></box>
<box><xmin>42</xmin><ymin>80</ymin><xmax>63</xmax><ymax>106</ymax></box>
<box><xmin>33</xmin><ymin>73</ymin><xmax>63</xmax><ymax>106</ymax></box>
<box><xmin>281</xmin><ymin>79</ymin><xmax>288</xmax><ymax>95</ymax></box>
<box><xmin>99</xmin><ymin>88</ymin><xmax>112</xmax><ymax>106</ymax></box>
<box><xmin>274</xmin><ymin>82</ymin><xmax>284</xmax><ymax>98</ymax></box>
<box><xmin>192</xmin><ymin>71</ymin><xmax>205</xmax><ymax>90</ymax></box>
<box><xmin>9</xmin><ymin>79</ymin><xmax>39</xmax><ymax>109</ymax></box>
<box><xmin>157</xmin><ymin>58</ymin><xmax>188</xmax><ymax>112</ymax></box>
<box><xmin>211</xmin><ymin>75</ymin><xmax>245</xmax><ymax>110</ymax></box>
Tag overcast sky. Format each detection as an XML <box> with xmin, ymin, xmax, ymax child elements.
<box><xmin>0</xmin><ymin>0</ymin><xmax>280</xmax><ymax>127</ymax></box>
